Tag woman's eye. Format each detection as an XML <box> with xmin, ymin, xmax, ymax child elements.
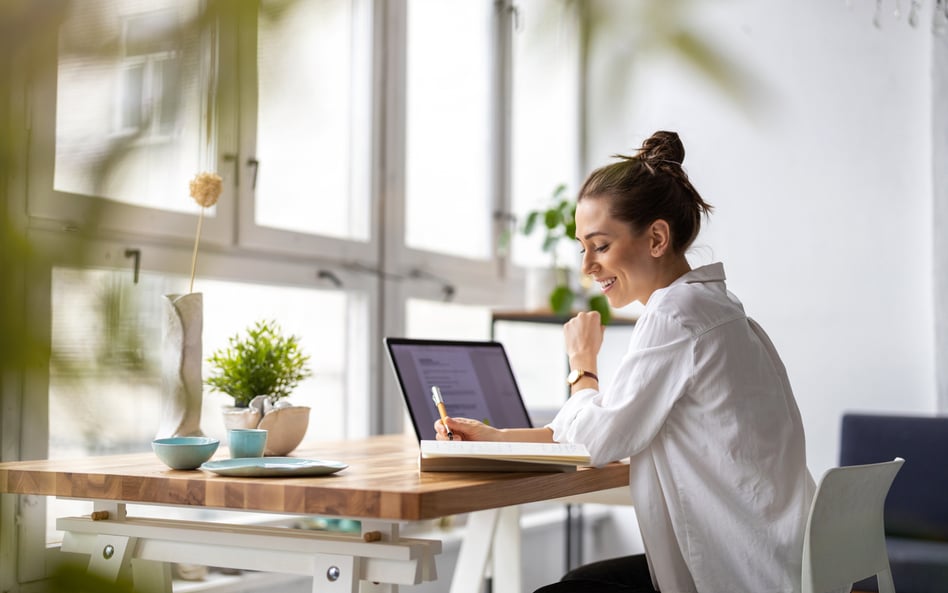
<box><xmin>594</xmin><ymin>244</ymin><xmax>609</xmax><ymax>253</ymax></box>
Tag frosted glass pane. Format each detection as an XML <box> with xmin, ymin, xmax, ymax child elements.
<box><xmin>405</xmin><ymin>299</ymin><xmax>491</xmax><ymax>341</ymax></box>
<box><xmin>49</xmin><ymin>268</ymin><xmax>352</xmax><ymax>460</ymax></box>
<box><xmin>47</xmin><ymin>266</ymin><xmax>358</xmax><ymax>541</ymax></box>
<box><xmin>54</xmin><ymin>0</ymin><xmax>213</xmax><ymax>213</ymax></box>
<box><xmin>405</xmin><ymin>0</ymin><xmax>492</xmax><ymax>259</ymax></box>
<box><xmin>510</xmin><ymin>0</ymin><xmax>581</xmax><ymax>268</ymax></box>
<box><xmin>254</xmin><ymin>0</ymin><xmax>370</xmax><ymax>239</ymax></box>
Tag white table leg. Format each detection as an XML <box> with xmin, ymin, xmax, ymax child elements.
<box><xmin>131</xmin><ymin>558</ymin><xmax>173</xmax><ymax>593</ymax></box>
<box><xmin>450</xmin><ymin>509</ymin><xmax>500</xmax><ymax>593</ymax></box>
<box><xmin>312</xmin><ymin>553</ymin><xmax>359</xmax><ymax>592</ymax></box>
<box><xmin>359</xmin><ymin>521</ymin><xmax>399</xmax><ymax>592</ymax></box>
<box><xmin>89</xmin><ymin>501</ymin><xmax>173</xmax><ymax>593</ymax></box>
<box><xmin>87</xmin><ymin>533</ymin><xmax>135</xmax><ymax>583</ymax></box>
<box><xmin>490</xmin><ymin>506</ymin><xmax>521</xmax><ymax>593</ymax></box>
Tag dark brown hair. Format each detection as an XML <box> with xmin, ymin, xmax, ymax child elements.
<box><xmin>577</xmin><ymin>130</ymin><xmax>713</xmax><ymax>254</ymax></box>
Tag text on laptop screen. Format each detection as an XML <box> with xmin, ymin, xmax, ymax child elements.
<box><xmin>385</xmin><ymin>338</ymin><xmax>533</xmax><ymax>440</ymax></box>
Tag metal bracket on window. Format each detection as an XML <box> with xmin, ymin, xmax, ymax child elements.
<box><xmin>409</xmin><ymin>268</ymin><xmax>456</xmax><ymax>302</ymax></box>
<box><xmin>342</xmin><ymin>263</ymin><xmax>456</xmax><ymax>302</ymax></box>
<box><xmin>247</xmin><ymin>158</ymin><xmax>260</xmax><ymax>189</ymax></box>
<box><xmin>509</xmin><ymin>3</ymin><xmax>523</xmax><ymax>32</ymax></box>
<box><xmin>124</xmin><ymin>249</ymin><xmax>141</xmax><ymax>284</ymax></box>
<box><xmin>317</xmin><ymin>269</ymin><xmax>343</xmax><ymax>287</ymax></box>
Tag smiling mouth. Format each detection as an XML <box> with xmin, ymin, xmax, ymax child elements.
<box><xmin>599</xmin><ymin>278</ymin><xmax>616</xmax><ymax>291</ymax></box>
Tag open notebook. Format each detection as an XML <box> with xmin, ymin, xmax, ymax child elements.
<box><xmin>419</xmin><ymin>440</ymin><xmax>591</xmax><ymax>473</ymax></box>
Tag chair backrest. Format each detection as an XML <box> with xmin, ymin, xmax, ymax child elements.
<box><xmin>801</xmin><ymin>458</ymin><xmax>904</xmax><ymax>593</ymax></box>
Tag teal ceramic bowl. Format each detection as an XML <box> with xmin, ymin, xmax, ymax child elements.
<box><xmin>152</xmin><ymin>437</ymin><xmax>220</xmax><ymax>470</ymax></box>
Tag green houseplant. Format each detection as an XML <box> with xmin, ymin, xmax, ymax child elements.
<box><xmin>516</xmin><ymin>184</ymin><xmax>612</xmax><ymax>324</ymax></box>
<box><xmin>206</xmin><ymin>319</ymin><xmax>312</xmax><ymax>408</ymax></box>
<box><xmin>207</xmin><ymin>319</ymin><xmax>313</xmax><ymax>456</ymax></box>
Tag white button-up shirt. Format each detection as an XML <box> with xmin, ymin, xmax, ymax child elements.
<box><xmin>548</xmin><ymin>263</ymin><xmax>815</xmax><ymax>593</ymax></box>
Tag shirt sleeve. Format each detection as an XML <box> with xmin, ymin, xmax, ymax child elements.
<box><xmin>546</xmin><ymin>310</ymin><xmax>694</xmax><ymax>466</ymax></box>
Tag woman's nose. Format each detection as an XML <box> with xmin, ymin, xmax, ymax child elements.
<box><xmin>581</xmin><ymin>251</ymin><xmax>598</xmax><ymax>276</ymax></box>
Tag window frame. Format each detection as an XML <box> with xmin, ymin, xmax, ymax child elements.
<box><xmin>27</xmin><ymin>1</ymin><xmax>234</xmax><ymax>247</ymax></box>
<box><xmin>2</xmin><ymin>0</ymin><xmax>588</xmax><ymax>585</ymax></box>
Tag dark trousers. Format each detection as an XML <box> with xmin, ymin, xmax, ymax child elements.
<box><xmin>533</xmin><ymin>554</ymin><xmax>659</xmax><ymax>593</ymax></box>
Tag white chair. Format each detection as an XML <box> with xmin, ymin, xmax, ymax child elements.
<box><xmin>802</xmin><ymin>457</ymin><xmax>905</xmax><ymax>593</ymax></box>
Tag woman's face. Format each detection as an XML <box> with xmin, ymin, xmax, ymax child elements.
<box><xmin>574</xmin><ymin>197</ymin><xmax>659</xmax><ymax>308</ymax></box>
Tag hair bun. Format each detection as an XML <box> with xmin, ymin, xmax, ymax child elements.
<box><xmin>640</xmin><ymin>130</ymin><xmax>685</xmax><ymax>166</ymax></box>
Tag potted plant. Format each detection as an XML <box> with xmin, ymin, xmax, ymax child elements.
<box><xmin>206</xmin><ymin>319</ymin><xmax>313</xmax><ymax>455</ymax></box>
<box><xmin>512</xmin><ymin>184</ymin><xmax>612</xmax><ymax>324</ymax></box>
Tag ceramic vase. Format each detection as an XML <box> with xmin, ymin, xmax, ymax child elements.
<box><xmin>156</xmin><ymin>293</ymin><xmax>205</xmax><ymax>438</ymax></box>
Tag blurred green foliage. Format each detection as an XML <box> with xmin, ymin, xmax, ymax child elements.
<box><xmin>48</xmin><ymin>563</ymin><xmax>136</xmax><ymax>593</ymax></box>
<box><xmin>1</xmin><ymin>2</ymin><xmax>69</xmax><ymax>375</ymax></box>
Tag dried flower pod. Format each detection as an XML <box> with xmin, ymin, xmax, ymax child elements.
<box><xmin>189</xmin><ymin>172</ymin><xmax>223</xmax><ymax>208</ymax></box>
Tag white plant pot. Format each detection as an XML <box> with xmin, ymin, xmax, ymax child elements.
<box><xmin>525</xmin><ymin>268</ymin><xmax>558</xmax><ymax>311</ymax></box>
<box><xmin>221</xmin><ymin>406</ymin><xmax>263</xmax><ymax>431</ymax></box>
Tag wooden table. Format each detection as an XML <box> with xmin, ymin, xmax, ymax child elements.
<box><xmin>0</xmin><ymin>434</ymin><xmax>630</xmax><ymax>592</ymax></box>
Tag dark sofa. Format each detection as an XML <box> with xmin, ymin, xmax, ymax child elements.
<box><xmin>839</xmin><ymin>413</ymin><xmax>948</xmax><ymax>593</ymax></box>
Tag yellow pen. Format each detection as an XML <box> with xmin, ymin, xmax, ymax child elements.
<box><xmin>431</xmin><ymin>385</ymin><xmax>454</xmax><ymax>440</ymax></box>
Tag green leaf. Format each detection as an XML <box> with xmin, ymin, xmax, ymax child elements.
<box><xmin>543</xmin><ymin>208</ymin><xmax>560</xmax><ymax>230</ymax></box>
<box><xmin>549</xmin><ymin>284</ymin><xmax>575</xmax><ymax>316</ymax></box>
<box><xmin>541</xmin><ymin>234</ymin><xmax>559</xmax><ymax>253</ymax></box>
<box><xmin>522</xmin><ymin>211</ymin><xmax>540</xmax><ymax>235</ymax></box>
<box><xmin>587</xmin><ymin>294</ymin><xmax>612</xmax><ymax>326</ymax></box>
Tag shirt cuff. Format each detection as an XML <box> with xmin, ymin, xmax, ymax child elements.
<box><xmin>545</xmin><ymin>387</ymin><xmax>598</xmax><ymax>443</ymax></box>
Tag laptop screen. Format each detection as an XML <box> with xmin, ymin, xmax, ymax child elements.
<box><xmin>384</xmin><ymin>337</ymin><xmax>534</xmax><ymax>440</ymax></box>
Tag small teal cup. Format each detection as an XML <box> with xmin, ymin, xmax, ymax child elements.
<box><xmin>229</xmin><ymin>428</ymin><xmax>268</xmax><ymax>458</ymax></box>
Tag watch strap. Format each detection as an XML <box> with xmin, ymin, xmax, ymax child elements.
<box><xmin>568</xmin><ymin>369</ymin><xmax>599</xmax><ymax>384</ymax></box>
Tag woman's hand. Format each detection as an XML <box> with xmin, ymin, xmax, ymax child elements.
<box><xmin>564</xmin><ymin>310</ymin><xmax>604</xmax><ymax>369</ymax></box>
<box><xmin>434</xmin><ymin>417</ymin><xmax>503</xmax><ymax>441</ymax></box>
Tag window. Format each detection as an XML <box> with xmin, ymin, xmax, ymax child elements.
<box><xmin>510</xmin><ymin>0</ymin><xmax>582</xmax><ymax>269</ymax></box>
<box><xmin>253</xmin><ymin>0</ymin><xmax>372</xmax><ymax>240</ymax></box>
<box><xmin>404</xmin><ymin>0</ymin><xmax>494</xmax><ymax>259</ymax></box>
<box><xmin>117</xmin><ymin>10</ymin><xmax>181</xmax><ymax>138</ymax></box>
<box><xmin>7</xmin><ymin>0</ymin><xmax>585</xmax><ymax>582</ymax></box>
<box><xmin>53</xmin><ymin>0</ymin><xmax>212</xmax><ymax>213</ymax></box>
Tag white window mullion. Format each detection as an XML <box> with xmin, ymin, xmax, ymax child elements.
<box><xmin>378</xmin><ymin>0</ymin><xmax>408</xmax><ymax>434</ymax></box>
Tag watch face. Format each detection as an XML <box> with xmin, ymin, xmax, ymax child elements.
<box><xmin>567</xmin><ymin>369</ymin><xmax>581</xmax><ymax>384</ymax></box>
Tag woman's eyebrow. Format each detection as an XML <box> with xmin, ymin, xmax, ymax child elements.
<box><xmin>581</xmin><ymin>230</ymin><xmax>609</xmax><ymax>241</ymax></box>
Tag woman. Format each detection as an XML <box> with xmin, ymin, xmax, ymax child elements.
<box><xmin>436</xmin><ymin>131</ymin><xmax>815</xmax><ymax>593</ymax></box>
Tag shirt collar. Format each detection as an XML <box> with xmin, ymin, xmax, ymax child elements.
<box><xmin>675</xmin><ymin>262</ymin><xmax>726</xmax><ymax>286</ymax></box>
<box><xmin>645</xmin><ymin>262</ymin><xmax>726</xmax><ymax>309</ymax></box>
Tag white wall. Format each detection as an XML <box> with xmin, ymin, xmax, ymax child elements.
<box><xmin>587</xmin><ymin>0</ymin><xmax>936</xmax><ymax>476</ymax></box>
<box><xmin>935</xmin><ymin>11</ymin><xmax>948</xmax><ymax>411</ymax></box>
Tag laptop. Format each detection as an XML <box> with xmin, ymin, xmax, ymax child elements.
<box><xmin>384</xmin><ymin>337</ymin><xmax>534</xmax><ymax>441</ymax></box>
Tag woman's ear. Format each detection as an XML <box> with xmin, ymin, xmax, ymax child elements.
<box><xmin>648</xmin><ymin>220</ymin><xmax>672</xmax><ymax>258</ymax></box>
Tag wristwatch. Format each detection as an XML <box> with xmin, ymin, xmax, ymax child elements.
<box><xmin>567</xmin><ymin>369</ymin><xmax>599</xmax><ymax>385</ymax></box>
